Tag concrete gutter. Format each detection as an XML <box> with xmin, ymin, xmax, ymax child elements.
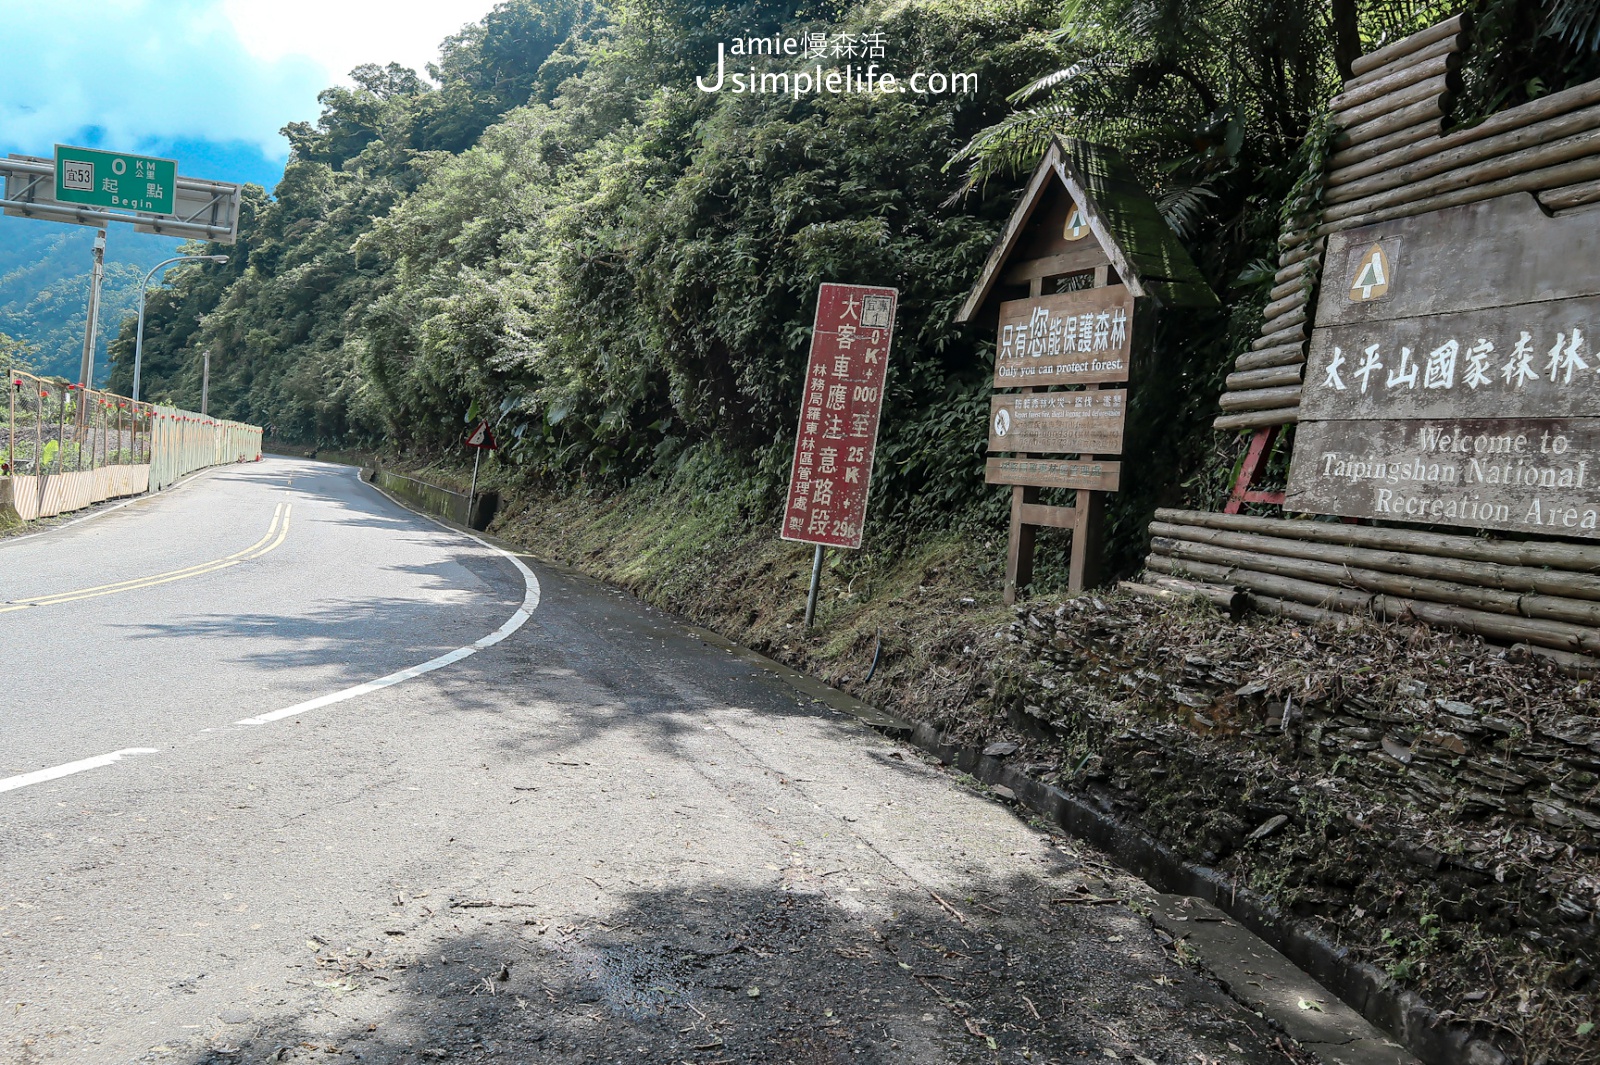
<box><xmin>895</xmin><ymin>724</ymin><xmax>1507</xmax><ymax>1065</ymax></box>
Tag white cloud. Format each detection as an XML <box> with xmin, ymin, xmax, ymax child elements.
<box><xmin>224</xmin><ymin>0</ymin><xmax>497</xmax><ymax>86</ymax></box>
<box><xmin>0</xmin><ymin>0</ymin><xmax>497</xmax><ymax>164</ymax></box>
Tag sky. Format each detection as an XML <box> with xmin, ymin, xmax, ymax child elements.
<box><xmin>0</xmin><ymin>0</ymin><xmax>500</xmax><ymax>194</ymax></box>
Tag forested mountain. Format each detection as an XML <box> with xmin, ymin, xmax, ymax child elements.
<box><xmin>105</xmin><ymin>0</ymin><xmax>1600</xmax><ymax>546</ymax></box>
<box><xmin>0</xmin><ymin>218</ymin><xmax>179</xmax><ymax>383</ymax></box>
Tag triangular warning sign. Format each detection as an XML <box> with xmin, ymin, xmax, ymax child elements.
<box><xmin>1063</xmin><ymin>203</ymin><xmax>1090</xmax><ymax>241</ymax></box>
<box><xmin>1349</xmin><ymin>244</ymin><xmax>1391</xmax><ymax>301</ymax></box>
<box><xmin>465</xmin><ymin>421</ymin><xmax>498</xmax><ymax>449</ymax></box>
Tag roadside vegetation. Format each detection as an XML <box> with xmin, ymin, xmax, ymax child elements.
<box><xmin>110</xmin><ymin>0</ymin><xmax>1600</xmax><ymax>579</ymax></box>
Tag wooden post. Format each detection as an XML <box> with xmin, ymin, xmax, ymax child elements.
<box><xmin>1003</xmin><ymin>275</ymin><xmax>1049</xmax><ymax>605</ymax></box>
<box><xmin>1004</xmin><ymin>484</ymin><xmax>1039</xmax><ymax>604</ymax></box>
<box><xmin>1069</xmin><ymin>487</ymin><xmax>1104</xmax><ymax>593</ymax></box>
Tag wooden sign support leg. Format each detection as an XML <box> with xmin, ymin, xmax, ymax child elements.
<box><xmin>1004</xmin><ymin>484</ymin><xmax>1039</xmax><ymax>605</ymax></box>
<box><xmin>1224</xmin><ymin>426</ymin><xmax>1287</xmax><ymax>514</ymax></box>
<box><xmin>1068</xmin><ymin>487</ymin><xmax>1104</xmax><ymax>593</ymax></box>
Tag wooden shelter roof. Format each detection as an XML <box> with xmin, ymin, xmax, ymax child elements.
<box><xmin>955</xmin><ymin>137</ymin><xmax>1218</xmax><ymax>324</ymax></box>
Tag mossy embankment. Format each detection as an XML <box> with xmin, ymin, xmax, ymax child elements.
<box><xmin>492</xmin><ymin>464</ymin><xmax>1017</xmax><ymax>730</ymax></box>
<box><xmin>404</xmin><ymin>454</ymin><xmax>1600</xmax><ymax>1064</ymax></box>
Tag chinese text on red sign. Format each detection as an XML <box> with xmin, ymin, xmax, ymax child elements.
<box><xmin>782</xmin><ymin>283</ymin><xmax>898</xmax><ymax>549</ymax></box>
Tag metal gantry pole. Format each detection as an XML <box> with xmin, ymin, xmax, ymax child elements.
<box><xmin>200</xmin><ymin>349</ymin><xmax>210</xmax><ymax>416</ymax></box>
<box><xmin>77</xmin><ymin>229</ymin><xmax>107</xmax><ymax>388</ymax></box>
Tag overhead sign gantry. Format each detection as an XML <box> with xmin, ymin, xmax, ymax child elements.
<box><xmin>0</xmin><ymin>144</ymin><xmax>243</xmax><ymax>387</ymax></box>
<box><xmin>1</xmin><ymin>145</ymin><xmax>241</xmax><ymax>244</ymax></box>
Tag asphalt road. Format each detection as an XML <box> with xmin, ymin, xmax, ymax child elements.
<box><xmin>0</xmin><ymin>458</ymin><xmax>1305</xmax><ymax>1065</ymax></box>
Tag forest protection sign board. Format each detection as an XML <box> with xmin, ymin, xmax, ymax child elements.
<box><xmin>993</xmin><ymin>285</ymin><xmax>1134</xmax><ymax>388</ymax></box>
<box><xmin>781</xmin><ymin>283</ymin><xmax>898</xmax><ymax>550</ymax></box>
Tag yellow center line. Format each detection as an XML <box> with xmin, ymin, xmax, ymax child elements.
<box><xmin>0</xmin><ymin>503</ymin><xmax>294</xmax><ymax>613</ymax></box>
<box><xmin>241</xmin><ymin>505</ymin><xmax>292</xmax><ymax>560</ymax></box>
<box><xmin>7</xmin><ymin>504</ymin><xmax>283</xmax><ymax>604</ymax></box>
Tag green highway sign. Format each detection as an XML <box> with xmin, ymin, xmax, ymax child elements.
<box><xmin>54</xmin><ymin>145</ymin><xmax>177</xmax><ymax>215</ymax></box>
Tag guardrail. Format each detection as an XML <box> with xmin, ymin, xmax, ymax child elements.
<box><xmin>363</xmin><ymin>467</ymin><xmax>499</xmax><ymax>531</ymax></box>
<box><xmin>3</xmin><ymin>368</ymin><xmax>261</xmax><ymax>521</ymax></box>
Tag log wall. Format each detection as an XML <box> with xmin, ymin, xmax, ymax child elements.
<box><xmin>1143</xmin><ymin>508</ymin><xmax>1600</xmax><ymax>671</ymax></box>
<box><xmin>1213</xmin><ymin>16</ymin><xmax>1600</xmax><ymax>430</ymax></box>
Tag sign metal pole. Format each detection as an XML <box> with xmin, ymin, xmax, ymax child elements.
<box><xmin>462</xmin><ymin>419</ymin><xmax>498</xmax><ymax>529</ymax></box>
<box><xmin>467</xmin><ymin>447</ymin><xmax>482</xmax><ymax>528</ymax></box>
<box><xmin>780</xmin><ymin>282</ymin><xmax>899</xmax><ymax>632</ymax></box>
<box><xmin>804</xmin><ymin>545</ymin><xmax>824</xmax><ymax>629</ymax></box>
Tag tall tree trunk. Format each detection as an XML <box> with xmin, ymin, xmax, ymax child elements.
<box><xmin>1332</xmin><ymin>0</ymin><xmax>1362</xmax><ymax>82</ymax></box>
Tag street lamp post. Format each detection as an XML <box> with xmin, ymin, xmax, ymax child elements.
<box><xmin>130</xmin><ymin>254</ymin><xmax>228</xmax><ymax>403</ymax></box>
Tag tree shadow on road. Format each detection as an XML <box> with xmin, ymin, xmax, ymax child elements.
<box><xmin>163</xmin><ymin>869</ymin><xmax>1301</xmax><ymax>1065</ymax></box>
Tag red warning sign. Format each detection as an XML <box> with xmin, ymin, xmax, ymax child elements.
<box><xmin>780</xmin><ymin>283</ymin><xmax>898</xmax><ymax>550</ymax></box>
<box><xmin>465</xmin><ymin>421</ymin><xmax>498</xmax><ymax>450</ymax></box>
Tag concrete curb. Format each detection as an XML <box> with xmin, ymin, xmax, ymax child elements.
<box><xmin>363</xmin><ymin>466</ymin><xmax>497</xmax><ymax>530</ymax></box>
<box><xmin>898</xmin><ymin>725</ymin><xmax>1506</xmax><ymax>1065</ymax></box>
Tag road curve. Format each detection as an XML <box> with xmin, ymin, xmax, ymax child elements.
<box><xmin>0</xmin><ymin>458</ymin><xmax>1302</xmax><ymax>1065</ymax></box>
<box><xmin>1</xmin><ymin>458</ymin><xmax>530</xmax><ymax>779</ymax></box>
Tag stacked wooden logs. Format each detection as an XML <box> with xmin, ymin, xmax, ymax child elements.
<box><xmin>1143</xmin><ymin>508</ymin><xmax>1600</xmax><ymax>672</ymax></box>
<box><xmin>1324</xmin><ymin>39</ymin><xmax>1600</xmax><ymax>226</ymax></box>
<box><xmin>1323</xmin><ymin>16</ymin><xmax>1463</xmax><ymax>183</ymax></box>
<box><xmin>1214</xmin><ymin>231</ymin><xmax>1322</xmax><ymax>430</ymax></box>
<box><xmin>1215</xmin><ymin>15</ymin><xmax>1600</xmax><ymax>430</ymax></box>
<box><xmin>1214</xmin><ymin>17</ymin><xmax>1470</xmax><ymax>431</ymax></box>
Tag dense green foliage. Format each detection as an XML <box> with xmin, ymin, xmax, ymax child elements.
<box><xmin>0</xmin><ymin>330</ymin><xmax>36</xmax><ymax>375</ymax></box>
<box><xmin>0</xmin><ymin>220</ymin><xmax>179</xmax><ymax>382</ymax></box>
<box><xmin>105</xmin><ymin>0</ymin><xmax>1600</xmax><ymax>582</ymax></box>
<box><xmin>112</xmin><ymin>0</ymin><xmax>1065</xmax><ymax>535</ymax></box>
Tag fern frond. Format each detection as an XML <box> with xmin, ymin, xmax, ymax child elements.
<box><xmin>1009</xmin><ymin>62</ymin><xmax>1092</xmax><ymax>105</ymax></box>
<box><xmin>1156</xmin><ymin>182</ymin><xmax>1218</xmax><ymax>239</ymax></box>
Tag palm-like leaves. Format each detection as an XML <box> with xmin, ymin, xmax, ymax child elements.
<box><xmin>946</xmin><ymin>0</ymin><xmax>1470</xmax><ymax>224</ymax></box>
<box><xmin>1546</xmin><ymin>0</ymin><xmax>1600</xmax><ymax>52</ymax></box>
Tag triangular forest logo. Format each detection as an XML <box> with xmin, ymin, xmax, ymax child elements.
<box><xmin>1063</xmin><ymin>202</ymin><xmax>1090</xmax><ymax>241</ymax></box>
<box><xmin>1349</xmin><ymin>244</ymin><xmax>1391</xmax><ymax>301</ymax></box>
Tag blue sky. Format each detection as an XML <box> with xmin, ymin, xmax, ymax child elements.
<box><xmin>1</xmin><ymin>0</ymin><xmax>499</xmax><ymax>193</ymax></box>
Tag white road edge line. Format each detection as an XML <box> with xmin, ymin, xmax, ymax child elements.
<box><xmin>0</xmin><ymin>749</ymin><xmax>162</xmax><ymax>794</ymax></box>
<box><xmin>1</xmin><ymin>469</ymin><xmax>541</xmax><ymax>796</ymax></box>
<box><xmin>234</xmin><ymin>473</ymin><xmax>540</xmax><ymax>726</ymax></box>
